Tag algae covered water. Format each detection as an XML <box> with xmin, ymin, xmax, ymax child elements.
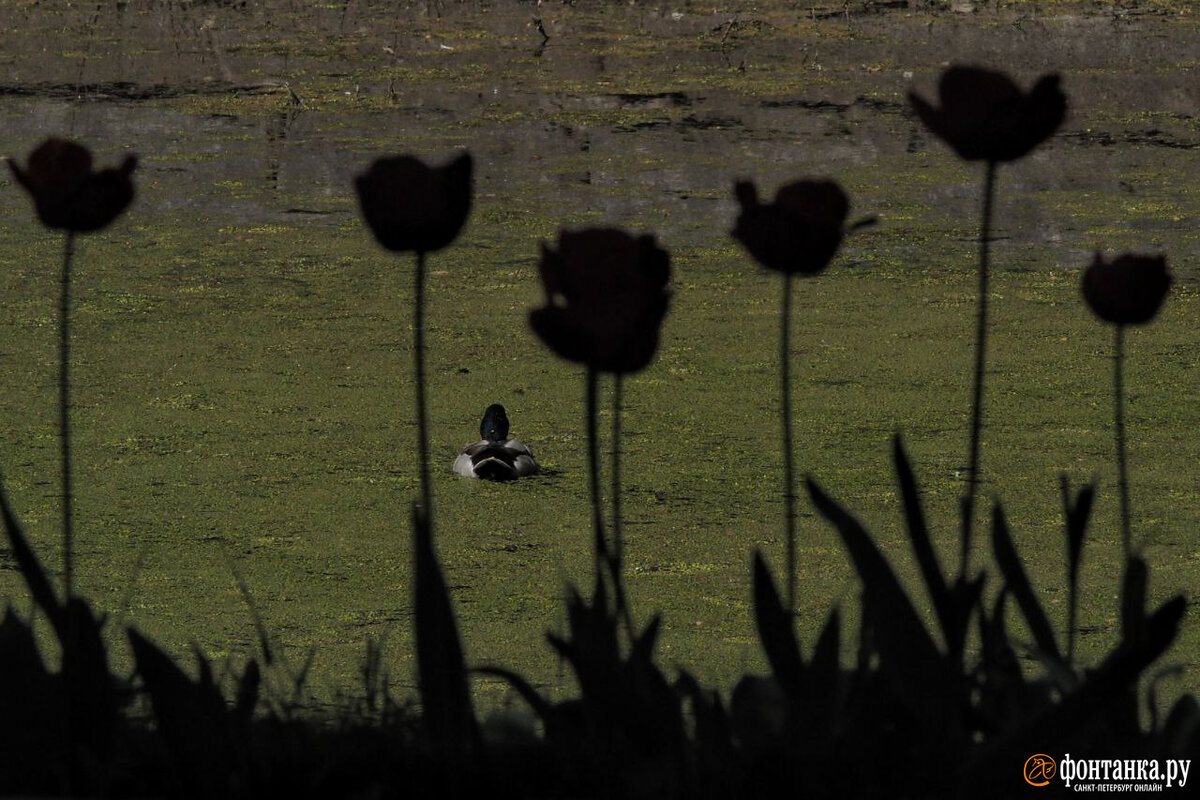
<box><xmin>0</xmin><ymin>1</ymin><xmax>1195</xmax><ymax>708</ymax></box>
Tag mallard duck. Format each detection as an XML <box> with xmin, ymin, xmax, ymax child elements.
<box><xmin>453</xmin><ymin>404</ymin><xmax>539</xmax><ymax>481</ymax></box>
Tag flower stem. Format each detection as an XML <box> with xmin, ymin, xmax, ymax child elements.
<box><xmin>607</xmin><ymin>373</ymin><xmax>636</xmax><ymax>635</ymax></box>
<box><xmin>585</xmin><ymin>367</ymin><xmax>606</xmax><ymax>593</ymax></box>
<box><xmin>413</xmin><ymin>250</ymin><xmax>433</xmax><ymax>518</ymax></box>
<box><xmin>611</xmin><ymin>374</ymin><xmax>624</xmax><ymax>578</ymax></box>
<box><xmin>1114</xmin><ymin>324</ymin><xmax>1132</xmax><ymax>558</ymax></box>
<box><xmin>780</xmin><ymin>271</ymin><xmax>796</xmax><ymax>613</ymax></box>
<box><xmin>961</xmin><ymin>161</ymin><xmax>997</xmax><ymax>577</ymax></box>
<box><xmin>60</xmin><ymin>231</ymin><xmax>76</xmax><ymax>600</ymax></box>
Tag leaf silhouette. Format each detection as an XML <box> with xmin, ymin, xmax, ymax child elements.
<box><xmin>964</xmin><ymin>593</ymin><xmax>1185</xmax><ymax>793</ymax></box>
<box><xmin>1161</xmin><ymin>694</ymin><xmax>1200</xmax><ymax>757</ymax></box>
<box><xmin>675</xmin><ymin>668</ymin><xmax>732</xmax><ymax>755</ymax></box>
<box><xmin>473</xmin><ymin>665</ymin><xmax>555</xmax><ymax>725</ymax></box>
<box><xmin>991</xmin><ymin>503</ymin><xmax>1063</xmax><ymax>665</ymax></box>
<box><xmin>807</xmin><ymin>476</ymin><xmax>956</xmax><ymax>721</ymax></box>
<box><xmin>892</xmin><ymin>436</ymin><xmax>961</xmax><ymax>652</ymax></box>
<box><xmin>0</xmin><ymin>480</ymin><xmax>62</xmax><ymax>628</ymax></box>
<box><xmin>1061</xmin><ymin>476</ymin><xmax>1094</xmax><ymax>587</ymax></box>
<box><xmin>412</xmin><ymin>502</ymin><xmax>479</xmax><ymax>755</ymax></box>
<box><xmin>751</xmin><ymin>550</ymin><xmax>804</xmax><ymax>697</ymax></box>
<box><xmin>1061</xmin><ymin>476</ymin><xmax>1095</xmax><ymax>663</ymax></box>
<box><xmin>0</xmin><ymin>608</ymin><xmax>65</xmax><ymax>784</ymax></box>
<box><xmin>128</xmin><ymin>628</ymin><xmax>244</xmax><ymax>797</ymax></box>
<box><xmin>630</xmin><ymin>613</ymin><xmax>663</xmax><ymax>668</ymax></box>
<box><xmin>0</xmin><ymin>478</ymin><xmax>119</xmax><ymax>761</ymax></box>
<box><xmin>801</xmin><ymin>606</ymin><xmax>841</xmax><ymax>740</ymax></box>
<box><xmin>235</xmin><ymin>658</ymin><xmax>261</xmax><ymax>720</ymax></box>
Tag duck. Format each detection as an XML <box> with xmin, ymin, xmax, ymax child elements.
<box><xmin>453</xmin><ymin>404</ymin><xmax>539</xmax><ymax>481</ymax></box>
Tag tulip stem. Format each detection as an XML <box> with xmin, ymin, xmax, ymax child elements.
<box><xmin>60</xmin><ymin>231</ymin><xmax>76</xmax><ymax>601</ymax></box>
<box><xmin>584</xmin><ymin>370</ymin><xmax>633</xmax><ymax>631</ymax></box>
<box><xmin>780</xmin><ymin>271</ymin><xmax>796</xmax><ymax>614</ymax></box>
<box><xmin>611</xmin><ymin>374</ymin><xmax>624</xmax><ymax>579</ymax></box>
<box><xmin>608</xmin><ymin>373</ymin><xmax>635</xmax><ymax>635</ymax></box>
<box><xmin>586</xmin><ymin>367</ymin><xmax>606</xmax><ymax>595</ymax></box>
<box><xmin>1114</xmin><ymin>324</ymin><xmax>1132</xmax><ymax>558</ymax></box>
<box><xmin>413</xmin><ymin>250</ymin><xmax>433</xmax><ymax>518</ymax></box>
<box><xmin>961</xmin><ymin>160</ymin><xmax>997</xmax><ymax>578</ymax></box>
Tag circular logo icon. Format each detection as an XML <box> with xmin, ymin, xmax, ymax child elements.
<box><xmin>1024</xmin><ymin>754</ymin><xmax>1057</xmax><ymax>787</ymax></box>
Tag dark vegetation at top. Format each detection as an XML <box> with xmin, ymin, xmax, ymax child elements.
<box><xmin>0</xmin><ymin>58</ymin><xmax>1196</xmax><ymax>799</ymax></box>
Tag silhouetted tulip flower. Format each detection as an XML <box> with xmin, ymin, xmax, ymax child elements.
<box><xmin>530</xmin><ymin>228</ymin><xmax>670</xmax><ymax>374</ymax></box>
<box><xmin>355</xmin><ymin>152</ymin><xmax>472</xmax><ymax>253</ymax></box>
<box><xmin>731</xmin><ymin>180</ymin><xmax>850</xmax><ymax>275</ymax></box>
<box><xmin>1081</xmin><ymin>252</ymin><xmax>1171</xmax><ymax>326</ymax></box>
<box><xmin>8</xmin><ymin>138</ymin><xmax>136</xmax><ymax>233</ymax></box>
<box><xmin>909</xmin><ymin>66</ymin><xmax>1066</xmax><ymax>163</ymax></box>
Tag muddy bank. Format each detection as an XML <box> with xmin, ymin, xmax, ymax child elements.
<box><xmin>0</xmin><ymin>1</ymin><xmax>1195</xmax><ymax>269</ymax></box>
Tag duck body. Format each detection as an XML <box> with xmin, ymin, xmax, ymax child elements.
<box><xmin>454</xmin><ymin>404</ymin><xmax>539</xmax><ymax>481</ymax></box>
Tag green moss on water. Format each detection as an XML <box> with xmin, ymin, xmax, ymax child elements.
<box><xmin>0</xmin><ymin>0</ymin><xmax>1196</xmax><ymax>716</ymax></box>
<box><xmin>5</xmin><ymin>207</ymin><xmax>1194</xmax><ymax>709</ymax></box>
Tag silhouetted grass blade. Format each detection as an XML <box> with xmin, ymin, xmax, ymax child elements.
<box><xmin>1162</xmin><ymin>695</ymin><xmax>1200</xmax><ymax>756</ymax></box>
<box><xmin>1061</xmin><ymin>477</ymin><xmax>1094</xmax><ymax>575</ymax></box>
<box><xmin>62</xmin><ymin>597</ymin><xmax>120</xmax><ymax>753</ymax></box>
<box><xmin>803</xmin><ymin>606</ymin><xmax>841</xmax><ymax>737</ymax></box>
<box><xmin>675</xmin><ymin>668</ymin><xmax>732</xmax><ymax>752</ymax></box>
<box><xmin>1061</xmin><ymin>477</ymin><xmax>1095</xmax><ymax>663</ymax></box>
<box><xmin>473</xmin><ymin>665</ymin><xmax>555</xmax><ymax>723</ymax></box>
<box><xmin>128</xmin><ymin>628</ymin><xmax>245</xmax><ymax>796</ymax></box>
<box><xmin>751</xmin><ymin>550</ymin><xmax>804</xmax><ymax>695</ymax></box>
<box><xmin>977</xmin><ymin>588</ymin><xmax>1022</xmax><ymax>697</ymax></box>
<box><xmin>231</xmin><ymin>564</ymin><xmax>276</xmax><ymax>667</ymax></box>
<box><xmin>631</xmin><ymin>613</ymin><xmax>663</xmax><ymax>666</ymax></box>
<box><xmin>235</xmin><ymin>658</ymin><xmax>261</xmax><ymax>719</ymax></box>
<box><xmin>0</xmin><ymin>481</ymin><xmax>120</xmax><ymax>766</ymax></box>
<box><xmin>963</xmin><ymin>593</ymin><xmax>1183</xmax><ymax>794</ymax></box>
<box><xmin>0</xmin><ymin>480</ymin><xmax>62</xmax><ymax>626</ymax></box>
<box><xmin>411</xmin><ymin>502</ymin><xmax>479</xmax><ymax>756</ymax></box>
<box><xmin>892</xmin><ymin>436</ymin><xmax>964</xmax><ymax>654</ymax></box>
<box><xmin>991</xmin><ymin>503</ymin><xmax>1063</xmax><ymax>665</ymax></box>
<box><xmin>806</xmin><ymin>476</ymin><xmax>955</xmax><ymax>719</ymax></box>
<box><xmin>0</xmin><ymin>608</ymin><xmax>65</xmax><ymax>787</ymax></box>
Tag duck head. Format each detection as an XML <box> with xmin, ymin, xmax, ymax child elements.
<box><xmin>480</xmin><ymin>404</ymin><xmax>511</xmax><ymax>443</ymax></box>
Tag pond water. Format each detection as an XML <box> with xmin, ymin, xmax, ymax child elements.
<box><xmin>0</xmin><ymin>1</ymin><xmax>1196</xmax><ymax>704</ymax></box>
